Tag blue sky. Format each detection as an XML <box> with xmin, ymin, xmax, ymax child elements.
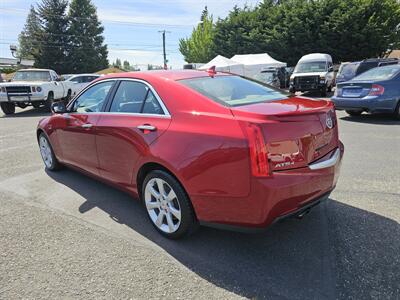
<box><xmin>0</xmin><ymin>0</ymin><xmax>260</xmax><ymax>69</ymax></box>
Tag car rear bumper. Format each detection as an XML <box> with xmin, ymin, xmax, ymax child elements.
<box><xmin>192</xmin><ymin>142</ymin><xmax>344</xmax><ymax>229</ymax></box>
<box><xmin>332</xmin><ymin>96</ymin><xmax>398</xmax><ymax>113</ymax></box>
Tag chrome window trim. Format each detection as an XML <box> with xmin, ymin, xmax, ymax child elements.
<box><xmin>67</xmin><ymin>78</ymin><xmax>170</xmax><ymax>117</ymax></box>
<box><xmin>67</xmin><ymin>78</ymin><xmax>118</xmax><ymax>112</ymax></box>
<box><xmin>309</xmin><ymin>148</ymin><xmax>340</xmax><ymax>170</ymax></box>
<box><xmin>95</xmin><ymin>112</ymin><xmax>171</xmax><ymax>119</ymax></box>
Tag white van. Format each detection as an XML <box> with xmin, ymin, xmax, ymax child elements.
<box><xmin>289</xmin><ymin>53</ymin><xmax>335</xmax><ymax>96</ymax></box>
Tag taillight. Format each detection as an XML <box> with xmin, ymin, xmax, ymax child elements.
<box><xmin>244</xmin><ymin>123</ymin><xmax>270</xmax><ymax>177</ymax></box>
<box><xmin>368</xmin><ymin>84</ymin><xmax>384</xmax><ymax>96</ymax></box>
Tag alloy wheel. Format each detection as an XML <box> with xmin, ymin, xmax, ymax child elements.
<box><xmin>39</xmin><ymin>136</ymin><xmax>53</xmax><ymax>169</ymax></box>
<box><xmin>144</xmin><ymin>178</ymin><xmax>181</xmax><ymax>234</ymax></box>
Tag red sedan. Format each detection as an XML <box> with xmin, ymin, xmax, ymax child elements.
<box><xmin>37</xmin><ymin>70</ymin><xmax>344</xmax><ymax>239</ymax></box>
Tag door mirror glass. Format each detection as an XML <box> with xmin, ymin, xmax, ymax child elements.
<box><xmin>51</xmin><ymin>102</ymin><xmax>67</xmax><ymax>114</ymax></box>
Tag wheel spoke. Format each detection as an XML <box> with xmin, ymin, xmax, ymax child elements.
<box><xmin>169</xmin><ymin>206</ymin><xmax>181</xmax><ymax>220</ymax></box>
<box><xmin>165</xmin><ymin>212</ymin><xmax>174</xmax><ymax>232</ymax></box>
<box><xmin>156</xmin><ymin>179</ymin><xmax>165</xmax><ymax>197</ymax></box>
<box><xmin>166</xmin><ymin>189</ymin><xmax>176</xmax><ymax>202</ymax></box>
<box><xmin>149</xmin><ymin>186</ymin><xmax>160</xmax><ymax>199</ymax></box>
<box><xmin>155</xmin><ymin>211</ymin><xmax>165</xmax><ymax>227</ymax></box>
<box><xmin>146</xmin><ymin>201</ymin><xmax>159</xmax><ymax>210</ymax></box>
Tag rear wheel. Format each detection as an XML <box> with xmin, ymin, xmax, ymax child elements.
<box><xmin>346</xmin><ymin>110</ymin><xmax>362</xmax><ymax>116</ymax></box>
<box><xmin>32</xmin><ymin>102</ymin><xmax>41</xmax><ymax>109</ymax></box>
<box><xmin>45</xmin><ymin>93</ymin><xmax>54</xmax><ymax>112</ymax></box>
<box><xmin>38</xmin><ymin>133</ymin><xmax>62</xmax><ymax>171</ymax></box>
<box><xmin>0</xmin><ymin>102</ymin><xmax>15</xmax><ymax>115</ymax></box>
<box><xmin>142</xmin><ymin>170</ymin><xmax>198</xmax><ymax>239</ymax></box>
<box><xmin>394</xmin><ymin>101</ymin><xmax>400</xmax><ymax>120</ymax></box>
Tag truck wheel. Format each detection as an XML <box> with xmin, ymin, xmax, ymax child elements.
<box><xmin>64</xmin><ymin>90</ymin><xmax>72</xmax><ymax>104</ymax></box>
<box><xmin>0</xmin><ymin>102</ymin><xmax>15</xmax><ymax>115</ymax></box>
<box><xmin>45</xmin><ymin>93</ymin><xmax>54</xmax><ymax>112</ymax></box>
<box><xmin>32</xmin><ymin>102</ymin><xmax>41</xmax><ymax>109</ymax></box>
<box><xmin>320</xmin><ymin>86</ymin><xmax>327</xmax><ymax>97</ymax></box>
<box><xmin>289</xmin><ymin>87</ymin><xmax>296</xmax><ymax>93</ymax></box>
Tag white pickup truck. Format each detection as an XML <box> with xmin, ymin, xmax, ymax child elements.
<box><xmin>0</xmin><ymin>68</ymin><xmax>75</xmax><ymax>115</ymax></box>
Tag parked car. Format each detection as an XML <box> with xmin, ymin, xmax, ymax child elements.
<box><xmin>332</xmin><ymin>64</ymin><xmax>400</xmax><ymax>118</ymax></box>
<box><xmin>336</xmin><ymin>62</ymin><xmax>361</xmax><ymax>84</ymax></box>
<box><xmin>37</xmin><ymin>70</ymin><xmax>344</xmax><ymax>239</ymax></box>
<box><xmin>0</xmin><ymin>69</ymin><xmax>74</xmax><ymax>115</ymax></box>
<box><xmin>66</xmin><ymin>73</ymin><xmax>101</xmax><ymax>96</ymax></box>
<box><xmin>289</xmin><ymin>53</ymin><xmax>335</xmax><ymax>96</ymax></box>
<box><xmin>254</xmin><ymin>69</ymin><xmax>281</xmax><ymax>88</ymax></box>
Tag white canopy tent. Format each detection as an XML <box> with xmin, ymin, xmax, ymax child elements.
<box><xmin>198</xmin><ymin>55</ymin><xmax>245</xmax><ymax>76</ymax></box>
<box><xmin>231</xmin><ymin>53</ymin><xmax>287</xmax><ymax>78</ymax></box>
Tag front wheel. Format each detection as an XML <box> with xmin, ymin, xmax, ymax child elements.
<box><xmin>38</xmin><ymin>133</ymin><xmax>62</xmax><ymax>171</ymax></box>
<box><xmin>320</xmin><ymin>86</ymin><xmax>327</xmax><ymax>97</ymax></box>
<box><xmin>346</xmin><ymin>110</ymin><xmax>362</xmax><ymax>116</ymax></box>
<box><xmin>142</xmin><ymin>170</ymin><xmax>198</xmax><ymax>239</ymax></box>
<box><xmin>0</xmin><ymin>102</ymin><xmax>15</xmax><ymax>115</ymax></box>
<box><xmin>289</xmin><ymin>86</ymin><xmax>296</xmax><ymax>93</ymax></box>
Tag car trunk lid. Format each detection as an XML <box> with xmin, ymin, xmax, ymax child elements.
<box><xmin>231</xmin><ymin>97</ymin><xmax>339</xmax><ymax>171</ymax></box>
<box><xmin>336</xmin><ymin>81</ymin><xmax>373</xmax><ymax>98</ymax></box>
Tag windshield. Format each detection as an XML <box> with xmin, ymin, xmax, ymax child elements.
<box><xmin>13</xmin><ymin>71</ymin><xmax>51</xmax><ymax>82</ymax></box>
<box><xmin>338</xmin><ymin>63</ymin><xmax>359</xmax><ymax>79</ymax></box>
<box><xmin>294</xmin><ymin>61</ymin><xmax>327</xmax><ymax>73</ymax></box>
<box><xmin>180</xmin><ymin>75</ymin><xmax>287</xmax><ymax>107</ymax></box>
<box><xmin>254</xmin><ymin>72</ymin><xmax>276</xmax><ymax>84</ymax></box>
<box><xmin>352</xmin><ymin>65</ymin><xmax>400</xmax><ymax>81</ymax></box>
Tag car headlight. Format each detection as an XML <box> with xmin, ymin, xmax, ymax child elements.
<box><xmin>37</xmin><ymin>87</ymin><xmax>42</xmax><ymax>92</ymax></box>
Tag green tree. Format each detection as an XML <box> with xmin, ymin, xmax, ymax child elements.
<box><xmin>179</xmin><ymin>6</ymin><xmax>216</xmax><ymax>63</ymax></box>
<box><xmin>18</xmin><ymin>6</ymin><xmax>42</xmax><ymax>60</ymax></box>
<box><xmin>67</xmin><ymin>0</ymin><xmax>108</xmax><ymax>73</ymax></box>
<box><xmin>212</xmin><ymin>0</ymin><xmax>400</xmax><ymax>66</ymax></box>
<box><xmin>123</xmin><ymin>60</ymin><xmax>131</xmax><ymax>70</ymax></box>
<box><xmin>35</xmin><ymin>0</ymin><xmax>69</xmax><ymax>73</ymax></box>
<box><xmin>114</xmin><ymin>58</ymin><xmax>122</xmax><ymax>68</ymax></box>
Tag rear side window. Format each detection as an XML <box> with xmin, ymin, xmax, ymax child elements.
<box><xmin>353</xmin><ymin>65</ymin><xmax>400</xmax><ymax>81</ymax></box>
<box><xmin>109</xmin><ymin>80</ymin><xmax>164</xmax><ymax>114</ymax></box>
<box><xmin>180</xmin><ymin>75</ymin><xmax>287</xmax><ymax>107</ymax></box>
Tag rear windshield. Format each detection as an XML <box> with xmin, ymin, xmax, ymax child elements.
<box><xmin>338</xmin><ymin>63</ymin><xmax>359</xmax><ymax>78</ymax></box>
<box><xmin>179</xmin><ymin>75</ymin><xmax>287</xmax><ymax>107</ymax></box>
<box><xmin>353</xmin><ymin>65</ymin><xmax>400</xmax><ymax>81</ymax></box>
<box><xmin>13</xmin><ymin>71</ymin><xmax>51</xmax><ymax>82</ymax></box>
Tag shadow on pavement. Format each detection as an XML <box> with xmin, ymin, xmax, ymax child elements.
<box><xmin>0</xmin><ymin>107</ymin><xmax>50</xmax><ymax>118</ymax></box>
<box><xmin>47</xmin><ymin>168</ymin><xmax>400</xmax><ymax>299</ymax></box>
<box><xmin>339</xmin><ymin>113</ymin><xmax>400</xmax><ymax>125</ymax></box>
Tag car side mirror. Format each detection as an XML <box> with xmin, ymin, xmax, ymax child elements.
<box><xmin>51</xmin><ymin>102</ymin><xmax>67</xmax><ymax>114</ymax></box>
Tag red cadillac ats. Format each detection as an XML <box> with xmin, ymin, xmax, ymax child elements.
<box><xmin>37</xmin><ymin>70</ymin><xmax>344</xmax><ymax>238</ymax></box>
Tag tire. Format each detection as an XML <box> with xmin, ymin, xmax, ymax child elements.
<box><xmin>0</xmin><ymin>102</ymin><xmax>15</xmax><ymax>115</ymax></box>
<box><xmin>45</xmin><ymin>92</ymin><xmax>54</xmax><ymax>112</ymax></box>
<box><xmin>38</xmin><ymin>133</ymin><xmax>62</xmax><ymax>171</ymax></box>
<box><xmin>320</xmin><ymin>86</ymin><xmax>327</xmax><ymax>97</ymax></box>
<box><xmin>289</xmin><ymin>87</ymin><xmax>296</xmax><ymax>93</ymax></box>
<box><xmin>32</xmin><ymin>102</ymin><xmax>41</xmax><ymax>109</ymax></box>
<box><xmin>142</xmin><ymin>170</ymin><xmax>198</xmax><ymax>239</ymax></box>
<box><xmin>394</xmin><ymin>101</ymin><xmax>400</xmax><ymax>120</ymax></box>
<box><xmin>345</xmin><ymin>110</ymin><xmax>362</xmax><ymax>116</ymax></box>
<box><xmin>64</xmin><ymin>90</ymin><xmax>72</xmax><ymax>104</ymax></box>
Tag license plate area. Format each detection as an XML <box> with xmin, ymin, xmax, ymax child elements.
<box><xmin>342</xmin><ymin>88</ymin><xmax>362</xmax><ymax>97</ymax></box>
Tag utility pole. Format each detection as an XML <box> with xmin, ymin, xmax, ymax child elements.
<box><xmin>159</xmin><ymin>30</ymin><xmax>170</xmax><ymax>69</ymax></box>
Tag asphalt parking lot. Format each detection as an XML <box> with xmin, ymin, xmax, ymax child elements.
<box><xmin>0</xmin><ymin>104</ymin><xmax>399</xmax><ymax>299</ymax></box>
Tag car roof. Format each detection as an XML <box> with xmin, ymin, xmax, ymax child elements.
<box><xmin>17</xmin><ymin>68</ymin><xmax>51</xmax><ymax>72</ymax></box>
<box><xmin>100</xmin><ymin>70</ymin><xmax>230</xmax><ymax>82</ymax></box>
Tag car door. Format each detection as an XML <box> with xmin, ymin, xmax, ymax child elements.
<box><xmin>57</xmin><ymin>80</ymin><xmax>116</xmax><ymax>175</ymax></box>
<box><xmin>96</xmin><ymin>79</ymin><xmax>171</xmax><ymax>188</ymax></box>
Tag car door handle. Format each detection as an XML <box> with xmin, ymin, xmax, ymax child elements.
<box><xmin>81</xmin><ymin>123</ymin><xmax>93</xmax><ymax>128</ymax></box>
<box><xmin>137</xmin><ymin>124</ymin><xmax>156</xmax><ymax>131</ymax></box>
